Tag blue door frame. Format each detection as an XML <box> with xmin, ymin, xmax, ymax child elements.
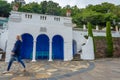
<box><xmin>52</xmin><ymin>35</ymin><xmax>64</xmax><ymax>60</ymax></box>
<box><xmin>21</xmin><ymin>33</ymin><xmax>33</xmax><ymax>59</ymax></box>
<box><xmin>36</xmin><ymin>34</ymin><xmax>49</xmax><ymax>60</ymax></box>
<box><xmin>72</xmin><ymin>40</ymin><xmax>77</xmax><ymax>55</ymax></box>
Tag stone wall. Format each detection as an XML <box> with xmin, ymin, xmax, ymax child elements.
<box><xmin>94</xmin><ymin>37</ymin><xmax>120</xmax><ymax>58</ymax></box>
<box><xmin>113</xmin><ymin>38</ymin><xmax>120</xmax><ymax>57</ymax></box>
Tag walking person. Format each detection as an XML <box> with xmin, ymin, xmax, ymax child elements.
<box><xmin>3</xmin><ymin>35</ymin><xmax>26</xmax><ymax>73</ymax></box>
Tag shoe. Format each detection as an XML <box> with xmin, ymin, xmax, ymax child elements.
<box><xmin>23</xmin><ymin>69</ymin><xmax>26</xmax><ymax>72</ymax></box>
<box><xmin>22</xmin><ymin>69</ymin><xmax>26</xmax><ymax>72</ymax></box>
<box><xmin>2</xmin><ymin>71</ymin><xmax>9</xmax><ymax>74</ymax></box>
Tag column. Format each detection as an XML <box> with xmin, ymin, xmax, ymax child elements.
<box><xmin>96</xmin><ymin>25</ymin><xmax>99</xmax><ymax>30</ymax></box>
<box><xmin>32</xmin><ymin>40</ymin><xmax>36</xmax><ymax>62</ymax></box>
<box><xmin>115</xmin><ymin>25</ymin><xmax>119</xmax><ymax>32</ymax></box>
<box><xmin>49</xmin><ymin>40</ymin><xmax>53</xmax><ymax>61</ymax></box>
<box><xmin>83</xmin><ymin>24</ymin><xmax>86</xmax><ymax>30</ymax></box>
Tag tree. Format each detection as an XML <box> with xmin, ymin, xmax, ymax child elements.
<box><xmin>46</xmin><ymin>1</ymin><xmax>61</xmax><ymax>15</ymax></box>
<box><xmin>72</xmin><ymin>2</ymin><xmax>119</xmax><ymax>28</ymax></box>
<box><xmin>0</xmin><ymin>0</ymin><xmax>11</xmax><ymax>17</ymax></box>
<box><xmin>19</xmin><ymin>2</ymin><xmax>41</xmax><ymax>13</ymax></box>
<box><xmin>113</xmin><ymin>5</ymin><xmax>120</xmax><ymax>27</ymax></box>
<box><xmin>72</xmin><ymin>9</ymin><xmax>105</xmax><ymax>27</ymax></box>
<box><xmin>60</xmin><ymin>5</ymin><xmax>71</xmax><ymax>16</ymax></box>
<box><xmin>71</xmin><ymin>5</ymin><xmax>81</xmax><ymax>17</ymax></box>
<box><xmin>19</xmin><ymin>1</ymin><xmax>62</xmax><ymax>15</ymax></box>
<box><xmin>88</xmin><ymin>22</ymin><xmax>93</xmax><ymax>37</ymax></box>
<box><xmin>40</xmin><ymin>1</ymin><xmax>47</xmax><ymax>14</ymax></box>
<box><xmin>87</xmin><ymin>22</ymin><xmax>96</xmax><ymax>53</ymax></box>
<box><xmin>106</xmin><ymin>22</ymin><xmax>113</xmax><ymax>57</ymax></box>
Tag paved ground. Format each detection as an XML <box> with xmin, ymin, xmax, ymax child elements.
<box><xmin>0</xmin><ymin>60</ymin><xmax>89</xmax><ymax>80</ymax></box>
<box><xmin>60</xmin><ymin>58</ymin><xmax>120</xmax><ymax>80</ymax></box>
<box><xmin>0</xmin><ymin>58</ymin><xmax>120</xmax><ymax>80</ymax></box>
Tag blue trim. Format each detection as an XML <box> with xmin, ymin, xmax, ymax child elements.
<box><xmin>21</xmin><ymin>33</ymin><xmax>33</xmax><ymax>59</ymax></box>
<box><xmin>72</xmin><ymin>40</ymin><xmax>77</xmax><ymax>55</ymax></box>
<box><xmin>36</xmin><ymin>34</ymin><xmax>49</xmax><ymax>60</ymax></box>
<box><xmin>52</xmin><ymin>35</ymin><xmax>64</xmax><ymax>60</ymax></box>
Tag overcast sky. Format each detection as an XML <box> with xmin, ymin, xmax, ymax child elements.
<box><xmin>7</xmin><ymin>0</ymin><xmax>120</xmax><ymax>8</ymax></box>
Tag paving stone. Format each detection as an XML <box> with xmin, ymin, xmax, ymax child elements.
<box><xmin>35</xmin><ymin>73</ymin><xmax>51</xmax><ymax>79</ymax></box>
<box><xmin>111</xmin><ymin>78</ymin><xmax>120</xmax><ymax>80</ymax></box>
<box><xmin>11</xmin><ymin>77</ymin><xmax>30</xmax><ymax>80</ymax></box>
<box><xmin>4</xmin><ymin>73</ymin><xmax>13</xmax><ymax>76</ymax></box>
<box><xmin>4</xmin><ymin>59</ymin><xmax>120</xmax><ymax>80</ymax></box>
<box><xmin>47</xmin><ymin>69</ymin><xmax>58</xmax><ymax>72</ymax></box>
<box><xmin>46</xmin><ymin>72</ymin><xmax>52</xmax><ymax>75</ymax></box>
<box><xmin>34</xmin><ymin>68</ymin><xmax>45</xmax><ymax>72</ymax></box>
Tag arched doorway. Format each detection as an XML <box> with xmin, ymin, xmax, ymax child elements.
<box><xmin>52</xmin><ymin>35</ymin><xmax>64</xmax><ymax>60</ymax></box>
<box><xmin>21</xmin><ymin>33</ymin><xmax>33</xmax><ymax>59</ymax></box>
<box><xmin>72</xmin><ymin>40</ymin><xmax>77</xmax><ymax>55</ymax></box>
<box><xmin>36</xmin><ymin>34</ymin><xmax>49</xmax><ymax>60</ymax></box>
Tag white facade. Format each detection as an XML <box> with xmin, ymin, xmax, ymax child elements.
<box><xmin>81</xmin><ymin>37</ymin><xmax>95</xmax><ymax>60</ymax></box>
<box><xmin>0</xmin><ymin>29</ymin><xmax>8</xmax><ymax>51</ymax></box>
<box><xmin>73</xmin><ymin>30</ymin><xmax>87</xmax><ymax>53</ymax></box>
<box><xmin>0</xmin><ymin>17</ymin><xmax>8</xmax><ymax>52</ymax></box>
<box><xmin>1</xmin><ymin>11</ymin><xmax>119</xmax><ymax>62</ymax></box>
<box><xmin>5</xmin><ymin>11</ymin><xmax>73</xmax><ymax>62</ymax></box>
<box><xmin>0</xmin><ymin>11</ymin><xmax>98</xmax><ymax>62</ymax></box>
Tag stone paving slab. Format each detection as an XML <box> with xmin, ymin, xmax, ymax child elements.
<box><xmin>0</xmin><ymin>60</ymin><xmax>89</xmax><ymax>80</ymax></box>
<box><xmin>1</xmin><ymin>58</ymin><xmax>120</xmax><ymax>80</ymax></box>
<box><xmin>59</xmin><ymin>58</ymin><xmax>120</xmax><ymax>80</ymax></box>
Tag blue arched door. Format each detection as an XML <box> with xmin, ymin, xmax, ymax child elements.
<box><xmin>72</xmin><ymin>40</ymin><xmax>77</xmax><ymax>55</ymax></box>
<box><xmin>36</xmin><ymin>34</ymin><xmax>49</xmax><ymax>60</ymax></box>
<box><xmin>21</xmin><ymin>33</ymin><xmax>33</xmax><ymax>59</ymax></box>
<box><xmin>52</xmin><ymin>35</ymin><xmax>64</xmax><ymax>60</ymax></box>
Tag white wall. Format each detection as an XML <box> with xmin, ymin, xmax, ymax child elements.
<box><xmin>5</xmin><ymin>11</ymin><xmax>73</xmax><ymax>62</ymax></box>
<box><xmin>73</xmin><ymin>31</ymin><xmax>87</xmax><ymax>53</ymax></box>
<box><xmin>73</xmin><ymin>29</ymin><xmax>120</xmax><ymax>37</ymax></box>
<box><xmin>0</xmin><ymin>17</ymin><xmax>8</xmax><ymax>51</ymax></box>
<box><xmin>81</xmin><ymin>37</ymin><xmax>95</xmax><ymax>60</ymax></box>
<box><xmin>0</xmin><ymin>29</ymin><xmax>8</xmax><ymax>51</ymax></box>
<box><xmin>5</xmin><ymin>11</ymin><xmax>120</xmax><ymax>62</ymax></box>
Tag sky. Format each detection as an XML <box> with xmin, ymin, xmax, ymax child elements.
<box><xmin>7</xmin><ymin>0</ymin><xmax>120</xmax><ymax>8</ymax></box>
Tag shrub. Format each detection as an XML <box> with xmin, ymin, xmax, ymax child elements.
<box><xmin>87</xmin><ymin>22</ymin><xmax>96</xmax><ymax>53</ymax></box>
<box><xmin>106</xmin><ymin>22</ymin><xmax>113</xmax><ymax>57</ymax></box>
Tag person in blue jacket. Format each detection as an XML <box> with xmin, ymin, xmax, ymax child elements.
<box><xmin>3</xmin><ymin>35</ymin><xmax>26</xmax><ymax>73</ymax></box>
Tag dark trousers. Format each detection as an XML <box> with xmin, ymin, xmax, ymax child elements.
<box><xmin>7</xmin><ymin>56</ymin><xmax>26</xmax><ymax>71</ymax></box>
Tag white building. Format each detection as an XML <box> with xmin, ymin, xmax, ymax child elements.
<box><xmin>0</xmin><ymin>17</ymin><xmax>8</xmax><ymax>52</ymax></box>
<box><xmin>0</xmin><ymin>11</ymin><xmax>95</xmax><ymax>62</ymax></box>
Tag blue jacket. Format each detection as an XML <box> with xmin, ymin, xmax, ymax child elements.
<box><xmin>12</xmin><ymin>40</ymin><xmax>22</xmax><ymax>56</ymax></box>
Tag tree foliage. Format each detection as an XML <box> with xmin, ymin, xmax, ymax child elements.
<box><xmin>72</xmin><ymin>2</ymin><xmax>120</xmax><ymax>28</ymax></box>
<box><xmin>0</xmin><ymin>0</ymin><xmax>11</xmax><ymax>17</ymax></box>
<box><xmin>19</xmin><ymin>2</ymin><xmax>41</xmax><ymax>13</ymax></box>
<box><xmin>87</xmin><ymin>22</ymin><xmax>93</xmax><ymax>37</ymax></box>
<box><xmin>19</xmin><ymin>1</ymin><xmax>62</xmax><ymax>15</ymax></box>
<box><xmin>0</xmin><ymin>0</ymin><xmax>120</xmax><ymax>28</ymax></box>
